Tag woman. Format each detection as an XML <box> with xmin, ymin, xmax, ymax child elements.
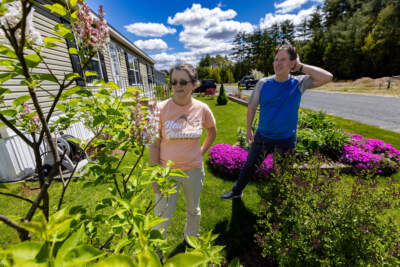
<box><xmin>149</xmin><ymin>63</ymin><xmax>217</xmax><ymax>242</ymax></box>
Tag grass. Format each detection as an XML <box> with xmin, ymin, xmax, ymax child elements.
<box><xmin>316</xmin><ymin>80</ymin><xmax>400</xmax><ymax>97</ymax></box>
<box><xmin>0</xmin><ymin>96</ymin><xmax>399</xmax><ymax>264</ymax></box>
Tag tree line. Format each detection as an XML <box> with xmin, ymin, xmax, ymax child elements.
<box><xmin>198</xmin><ymin>0</ymin><xmax>400</xmax><ymax>82</ymax></box>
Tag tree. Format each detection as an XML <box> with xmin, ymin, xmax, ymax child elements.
<box><xmin>217</xmin><ymin>83</ymin><xmax>228</xmax><ymax>105</ymax></box>
<box><xmin>210</xmin><ymin>67</ymin><xmax>222</xmax><ymax>84</ymax></box>
<box><xmin>198</xmin><ymin>66</ymin><xmax>211</xmax><ymax>80</ymax></box>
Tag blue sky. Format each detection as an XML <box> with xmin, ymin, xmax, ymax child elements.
<box><xmin>86</xmin><ymin>0</ymin><xmax>324</xmax><ymax>70</ymax></box>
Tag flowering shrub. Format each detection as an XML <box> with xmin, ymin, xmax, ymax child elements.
<box><xmin>72</xmin><ymin>1</ymin><xmax>109</xmax><ymax>53</ymax></box>
<box><xmin>205</xmin><ymin>87</ymin><xmax>216</xmax><ymax>96</ymax></box>
<box><xmin>256</xmin><ymin>155</ymin><xmax>400</xmax><ymax>266</ymax></box>
<box><xmin>0</xmin><ymin>1</ymin><xmax>221</xmax><ymax>266</ymax></box>
<box><xmin>0</xmin><ymin>1</ymin><xmax>42</xmax><ymax>44</ymax></box>
<box><xmin>208</xmin><ymin>144</ymin><xmax>273</xmax><ymax>179</ymax></box>
<box><xmin>340</xmin><ymin>133</ymin><xmax>400</xmax><ymax>176</ymax></box>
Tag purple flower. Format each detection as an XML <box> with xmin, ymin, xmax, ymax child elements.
<box><xmin>340</xmin><ymin>133</ymin><xmax>400</xmax><ymax>175</ymax></box>
<box><xmin>208</xmin><ymin>144</ymin><xmax>273</xmax><ymax>179</ymax></box>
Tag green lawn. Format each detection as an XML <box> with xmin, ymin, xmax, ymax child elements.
<box><xmin>0</xmin><ymin>96</ymin><xmax>399</xmax><ymax>264</ymax></box>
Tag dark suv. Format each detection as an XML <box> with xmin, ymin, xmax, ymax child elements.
<box><xmin>194</xmin><ymin>79</ymin><xmax>217</xmax><ymax>93</ymax></box>
<box><xmin>238</xmin><ymin>75</ymin><xmax>258</xmax><ymax>89</ymax></box>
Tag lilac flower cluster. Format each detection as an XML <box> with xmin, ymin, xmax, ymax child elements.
<box><xmin>72</xmin><ymin>2</ymin><xmax>109</xmax><ymax>52</ymax></box>
<box><xmin>0</xmin><ymin>1</ymin><xmax>42</xmax><ymax>45</ymax></box>
<box><xmin>340</xmin><ymin>134</ymin><xmax>400</xmax><ymax>175</ymax></box>
<box><xmin>208</xmin><ymin>144</ymin><xmax>273</xmax><ymax>179</ymax></box>
<box><xmin>130</xmin><ymin>92</ymin><xmax>159</xmax><ymax>145</ymax></box>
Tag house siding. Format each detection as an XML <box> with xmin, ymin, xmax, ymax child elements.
<box><xmin>0</xmin><ymin>7</ymin><xmax>74</xmax><ymax>114</ymax></box>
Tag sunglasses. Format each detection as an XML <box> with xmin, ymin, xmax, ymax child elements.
<box><xmin>171</xmin><ymin>79</ymin><xmax>192</xmax><ymax>86</ymax></box>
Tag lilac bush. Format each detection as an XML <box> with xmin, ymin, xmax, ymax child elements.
<box><xmin>340</xmin><ymin>134</ymin><xmax>400</xmax><ymax>176</ymax></box>
<box><xmin>208</xmin><ymin>144</ymin><xmax>273</xmax><ymax>179</ymax></box>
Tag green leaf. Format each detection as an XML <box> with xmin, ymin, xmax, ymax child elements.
<box><xmin>123</xmin><ymin>92</ymin><xmax>137</xmax><ymax>99</ymax></box>
<box><xmin>0</xmin><ymin>44</ymin><xmax>17</xmax><ymax>58</ymax></box>
<box><xmin>55</xmin><ymin>225</ymin><xmax>85</xmax><ymax>266</ymax></box>
<box><xmin>8</xmin><ymin>241</ymin><xmax>42</xmax><ymax>261</ymax></box>
<box><xmin>103</xmin><ymin>81</ymin><xmax>119</xmax><ymax>89</ymax></box>
<box><xmin>13</xmin><ymin>95</ymin><xmax>31</xmax><ymax>106</ymax></box>
<box><xmin>137</xmin><ymin>248</ymin><xmax>162</xmax><ymax>267</ymax></box>
<box><xmin>164</xmin><ymin>253</ymin><xmax>206</xmax><ymax>267</ymax></box>
<box><xmin>63</xmin><ymin>245</ymin><xmax>106</xmax><ymax>266</ymax></box>
<box><xmin>43</xmin><ymin>3</ymin><xmax>67</xmax><ymax>16</ymax></box>
<box><xmin>66</xmin><ymin>73</ymin><xmax>81</xmax><ymax>80</ymax></box>
<box><xmin>32</xmin><ymin>73</ymin><xmax>58</xmax><ymax>83</ymax></box>
<box><xmin>185</xmin><ymin>236</ymin><xmax>199</xmax><ymax>248</ymax></box>
<box><xmin>93</xmin><ymin>255</ymin><xmax>136</xmax><ymax>267</ymax></box>
<box><xmin>169</xmin><ymin>169</ymin><xmax>187</xmax><ymax>178</ymax></box>
<box><xmin>62</xmin><ymin>86</ymin><xmax>82</xmax><ymax>97</ymax></box>
<box><xmin>69</xmin><ymin>0</ymin><xmax>78</xmax><ymax>8</ymax></box>
<box><xmin>85</xmin><ymin>71</ymin><xmax>98</xmax><ymax>77</ymax></box>
<box><xmin>44</xmin><ymin>42</ymin><xmax>58</xmax><ymax>48</ymax></box>
<box><xmin>96</xmin><ymin>89</ymin><xmax>111</xmax><ymax>96</ymax></box>
<box><xmin>0</xmin><ymin>59</ymin><xmax>15</xmax><ymax>66</ymax></box>
<box><xmin>56</xmin><ymin>103</ymin><xmax>68</xmax><ymax>113</ymax></box>
<box><xmin>93</xmin><ymin>115</ymin><xmax>106</xmax><ymax>127</ymax></box>
<box><xmin>0</xmin><ymin>87</ymin><xmax>11</xmax><ymax>96</ymax></box>
<box><xmin>24</xmin><ymin>54</ymin><xmax>42</xmax><ymax>68</ymax></box>
<box><xmin>35</xmin><ymin>242</ymin><xmax>49</xmax><ymax>263</ymax></box>
<box><xmin>68</xmin><ymin>48</ymin><xmax>78</xmax><ymax>54</ymax></box>
<box><xmin>0</xmin><ymin>109</ymin><xmax>17</xmax><ymax>117</ymax></box>
<box><xmin>70</xmin><ymin>10</ymin><xmax>78</xmax><ymax>19</ymax></box>
<box><xmin>0</xmin><ymin>72</ymin><xmax>18</xmax><ymax>83</ymax></box>
<box><xmin>228</xmin><ymin>257</ymin><xmax>242</xmax><ymax>267</ymax></box>
<box><xmin>126</xmin><ymin>87</ymin><xmax>142</xmax><ymax>93</ymax></box>
<box><xmin>54</xmin><ymin>23</ymin><xmax>72</xmax><ymax>38</ymax></box>
<box><xmin>43</xmin><ymin>37</ymin><xmax>64</xmax><ymax>43</ymax></box>
<box><xmin>20</xmin><ymin>220</ymin><xmax>46</xmax><ymax>236</ymax></box>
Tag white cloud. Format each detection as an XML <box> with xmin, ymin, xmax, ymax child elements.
<box><xmin>124</xmin><ymin>22</ymin><xmax>176</xmax><ymax>37</ymax></box>
<box><xmin>167</xmin><ymin>4</ymin><xmax>254</xmax><ymax>52</ymax></box>
<box><xmin>167</xmin><ymin>3</ymin><xmax>237</xmax><ymax>28</ymax></box>
<box><xmin>205</xmin><ymin>21</ymin><xmax>254</xmax><ymax>40</ymax></box>
<box><xmin>275</xmin><ymin>0</ymin><xmax>324</xmax><ymax>14</ymax></box>
<box><xmin>134</xmin><ymin>39</ymin><xmax>168</xmax><ymax>52</ymax></box>
<box><xmin>260</xmin><ymin>5</ymin><xmax>317</xmax><ymax>28</ymax></box>
<box><xmin>152</xmin><ymin>43</ymin><xmax>234</xmax><ymax>70</ymax></box>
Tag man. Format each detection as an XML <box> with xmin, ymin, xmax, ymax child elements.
<box><xmin>221</xmin><ymin>45</ymin><xmax>333</xmax><ymax>200</ymax></box>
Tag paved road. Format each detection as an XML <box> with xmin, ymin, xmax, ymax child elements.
<box><xmin>224</xmin><ymin>86</ymin><xmax>400</xmax><ymax>133</ymax></box>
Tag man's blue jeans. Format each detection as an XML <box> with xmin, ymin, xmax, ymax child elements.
<box><xmin>232</xmin><ymin>131</ymin><xmax>296</xmax><ymax>194</ymax></box>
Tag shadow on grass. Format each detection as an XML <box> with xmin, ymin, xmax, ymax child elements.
<box><xmin>167</xmin><ymin>240</ymin><xmax>187</xmax><ymax>259</ymax></box>
<box><xmin>213</xmin><ymin>198</ymin><xmax>274</xmax><ymax>267</ymax></box>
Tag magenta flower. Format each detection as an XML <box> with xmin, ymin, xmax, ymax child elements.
<box><xmin>208</xmin><ymin>144</ymin><xmax>273</xmax><ymax>179</ymax></box>
<box><xmin>340</xmin><ymin>133</ymin><xmax>400</xmax><ymax>175</ymax></box>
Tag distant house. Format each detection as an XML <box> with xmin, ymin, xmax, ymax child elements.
<box><xmin>0</xmin><ymin>1</ymin><xmax>164</xmax><ymax>179</ymax></box>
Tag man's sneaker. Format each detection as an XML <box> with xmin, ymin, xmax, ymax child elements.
<box><xmin>221</xmin><ymin>190</ymin><xmax>243</xmax><ymax>200</ymax></box>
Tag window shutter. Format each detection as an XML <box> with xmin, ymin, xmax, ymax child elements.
<box><xmin>98</xmin><ymin>52</ymin><xmax>108</xmax><ymax>82</ymax></box>
<box><xmin>60</xmin><ymin>17</ymin><xmax>85</xmax><ymax>86</ymax></box>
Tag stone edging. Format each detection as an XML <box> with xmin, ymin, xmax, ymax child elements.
<box><xmin>228</xmin><ymin>95</ymin><xmax>249</xmax><ymax>106</ymax></box>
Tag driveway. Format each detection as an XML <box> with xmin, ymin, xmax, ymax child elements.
<box><xmin>223</xmin><ymin>86</ymin><xmax>400</xmax><ymax>133</ymax></box>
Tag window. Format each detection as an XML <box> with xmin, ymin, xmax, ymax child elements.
<box><xmin>126</xmin><ymin>53</ymin><xmax>140</xmax><ymax>85</ymax></box>
<box><xmin>147</xmin><ymin>64</ymin><xmax>154</xmax><ymax>84</ymax></box>
<box><xmin>86</xmin><ymin>53</ymin><xmax>103</xmax><ymax>84</ymax></box>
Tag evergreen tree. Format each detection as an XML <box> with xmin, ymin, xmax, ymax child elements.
<box><xmin>217</xmin><ymin>83</ymin><xmax>228</xmax><ymax>105</ymax></box>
